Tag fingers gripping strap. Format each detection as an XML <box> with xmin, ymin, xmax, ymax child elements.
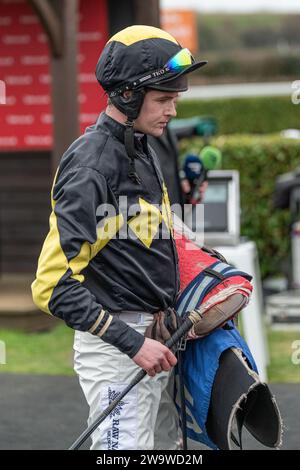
<box><xmin>144</xmin><ymin>308</ymin><xmax>179</xmax><ymax>343</ymax></box>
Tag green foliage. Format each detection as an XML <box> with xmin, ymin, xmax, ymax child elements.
<box><xmin>193</xmin><ymin>51</ymin><xmax>300</xmax><ymax>82</ymax></box>
<box><xmin>267</xmin><ymin>329</ymin><xmax>300</xmax><ymax>383</ymax></box>
<box><xmin>194</xmin><ymin>13</ymin><xmax>300</xmax><ymax>81</ymax></box>
<box><xmin>177</xmin><ymin>96</ymin><xmax>299</xmax><ymax>135</ymax></box>
<box><xmin>198</xmin><ymin>13</ymin><xmax>300</xmax><ymax>52</ymax></box>
<box><xmin>179</xmin><ymin>134</ymin><xmax>300</xmax><ymax>278</ymax></box>
<box><xmin>0</xmin><ymin>323</ymin><xmax>74</xmax><ymax>375</ymax></box>
<box><xmin>0</xmin><ymin>323</ymin><xmax>299</xmax><ymax>383</ymax></box>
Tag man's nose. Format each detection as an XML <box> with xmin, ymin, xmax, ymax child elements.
<box><xmin>165</xmin><ymin>101</ymin><xmax>177</xmax><ymax>117</ymax></box>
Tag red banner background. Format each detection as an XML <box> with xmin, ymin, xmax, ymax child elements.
<box><xmin>0</xmin><ymin>0</ymin><xmax>108</xmax><ymax>151</ymax></box>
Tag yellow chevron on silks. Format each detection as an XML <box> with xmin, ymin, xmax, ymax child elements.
<box><xmin>31</xmin><ymin>202</ymin><xmax>124</xmax><ymax>314</ymax></box>
<box><xmin>70</xmin><ymin>214</ymin><xmax>125</xmax><ymax>282</ymax></box>
<box><xmin>31</xmin><ymin>207</ymin><xmax>69</xmax><ymax>314</ymax></box>
<box><xmin>161</xmin><ymin>183</ymin><xmax>173</xmax><ymax>233</ymax></box>
<box><xmin>32</xmin><ymin>184</ymin><xmax>173</xmax><ymax>312</ymax></box>
<box><xmin>128</xmin><ymin>197</ymin><xmax>162</xmax><ymax>249</ymax></box>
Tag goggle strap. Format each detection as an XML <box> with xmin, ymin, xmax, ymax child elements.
<box><xmin>108</xmin><ymin>48</ymin><xmax>194</xmax><ymax>97</ymax></box>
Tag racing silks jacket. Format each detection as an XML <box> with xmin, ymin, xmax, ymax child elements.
<box><xmin>31</xmin><ymin>112</ymin><xmax>180</xmax><ymax>358</ymax></box>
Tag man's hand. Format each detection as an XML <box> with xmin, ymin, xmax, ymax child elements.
<box><xmin>132</xmin><ymin>337</ymin><xmax>177</xmax><ymax>377</ymax></box>
<box><xmin>181</xmin><ymin>179</ymin><xmax>209</xmax><ymax>204</ymax></box>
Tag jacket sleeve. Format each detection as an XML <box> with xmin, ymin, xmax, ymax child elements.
<box><xmin>31</xmin><ymin>165</ymin><xmax>145</xmax><ymax>358</ymax></box>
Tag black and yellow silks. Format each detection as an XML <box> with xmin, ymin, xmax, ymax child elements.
<box><xmin>31</xmin><ymin>114</ymin><xmax>179</xmax><ymax>358</ymax></box>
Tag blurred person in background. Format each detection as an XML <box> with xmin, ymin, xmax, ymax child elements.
<box><xmin>149</xmin><ymin>127</ymin><xmax>209</xmax><ymax>208</ymax></box>
<box><xmin>148</xmin><ymin>126</ymin><xmax>185</xmax><ymax>207</ymax></box>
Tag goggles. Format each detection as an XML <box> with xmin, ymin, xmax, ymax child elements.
<box><xmin>109</xmin><ymin>48</ymin><xmax>194</xmax><ymax>97</ymax></box>
<box><xmin>165</xmin><ymin>47</ymin><xmax>194</xmax><ymax>72</ymax></box>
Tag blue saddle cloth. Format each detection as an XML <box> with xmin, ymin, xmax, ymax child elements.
<box><xmin>174</xmin><ymin>260</ymin><xmax>257</xmax><ymax>449</ymax></box>
<box><xmin>174</xmin><ymin>325</ymin><xmax>258</xmax><ymax>449</ymax></box>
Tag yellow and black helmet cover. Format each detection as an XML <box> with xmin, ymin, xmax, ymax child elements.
<box><xmin>95</xmin><ymin>25</ymin><xmax>207</xmax><ymax>96</ymax></box>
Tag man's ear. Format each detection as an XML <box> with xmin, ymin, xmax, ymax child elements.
<box><xmin>122</xmin><ymin>90</ymin><xmax>133</xmax><ymax>101</ymax></box>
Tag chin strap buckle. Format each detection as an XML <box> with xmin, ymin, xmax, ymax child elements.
<box><xmin>125</xmin><ymin>119</ymin><xmax>134</xmax><ymax>127</ymax></box>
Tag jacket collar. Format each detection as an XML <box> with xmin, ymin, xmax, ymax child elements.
<box><xmin>96</xmin><ymin>112</ymin><xmax>149</xmax><ymax>155</ymax></box>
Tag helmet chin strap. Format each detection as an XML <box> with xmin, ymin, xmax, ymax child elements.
<box><xmin>124</xmin><ymin>119</ymin><xmax>142</xmax><ymax>184</ymax></box>
<box><xmin>110</xmin><ymin>90</ymin><xmax>146</xmax><ymax>184</ymax></box>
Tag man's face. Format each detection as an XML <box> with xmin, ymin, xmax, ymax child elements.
<box><xmin>134</xmin><ymin>89</ymin><xmax>179</xmax><ymax>137</ymax></box>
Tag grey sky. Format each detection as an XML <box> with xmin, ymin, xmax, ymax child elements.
<box><xmin>160</xmin><ymin>0</ymin><xmax>300</xmax><ymax>12</ymax></box>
